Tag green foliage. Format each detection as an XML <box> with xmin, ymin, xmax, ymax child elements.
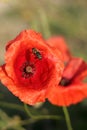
<box><xmin>0</xmin><ymin>109</ymin><xmax>25</xmax><ymax>130</ymax></box>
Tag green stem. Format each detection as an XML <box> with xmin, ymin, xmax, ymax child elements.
<box><xmin>20</xmin><ymin>119</ymin><xmax>35</xmax><ymax>126</ymax></box>
<box><xmin>62</xmin><ymin>106</ymin><xmax>73</xmax><ymax>130</ymax></box>
<box><xmin>24</xmin><ymin>104</ymin><xmax>62</xmax><ymax>120</ymax></box>
<box><xmin>38</xmin><ymin>8</ymin><xmax>51</xmax><ymax>38</ymax></box>
<box><xmin>0</xmin><ymin>101</ymin><xmax>24</xmax><ymax>111</ymax></box>
<box><xmin>24</xmin><ymin>104</ymin><xmax>34</xmax><ymax>118</ymax></box>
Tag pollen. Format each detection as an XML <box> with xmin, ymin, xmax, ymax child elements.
<box><xmin>25</xmin><ymin>66</ymin><xmax>33</xmax><ymax>73</ymax></box>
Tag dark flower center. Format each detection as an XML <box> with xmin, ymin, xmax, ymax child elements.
<box><xmin>20</xmin><ymin>62</ymin><xmax>35</xmax><ymax>78</ymax></box>
<box><xmin>59</xmin><ymin>77</ymin><xmax>71</xmax><ymax>86</ymax></box>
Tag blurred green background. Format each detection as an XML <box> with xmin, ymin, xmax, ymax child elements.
<box><xmin>0</xmin><ymin>0</ymin><xmax>87</xmax><ymax>130</ymax></box>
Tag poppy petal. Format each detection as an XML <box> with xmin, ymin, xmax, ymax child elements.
<box><xmin>6</xmin><ymin>30</ymin><xmax>43</xmax><ymax>51</ymax></box>
<box><xmin>0</xmin><ymin>66</ymin><xmax>46</xmax><ymax>105</ymax></box>
<box><xmin>63</xmin><ymin>58</ymin><xmax>87</xmax><ymax>81</ymax></box>
<box><xmin>47</xmin><ymin>36</ymin><xmax>71</xmax><ymax>62</ymax></box>
<box><xmin>47</xmin><ymin>83</ymin><xmax>87</xmax><ymax>106</ymax></box>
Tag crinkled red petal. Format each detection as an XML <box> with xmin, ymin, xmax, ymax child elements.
<box><xmin>47</xmin><ymin>36</ymin><xmax>71</xmax><ymax>62</ymax></box>
<box><xmin>6</xmin><ymin>30</ymin><xmax>42</xmax><ymax>51</ymax></box>
<box><xmin>63</xmin><ymin>57</ymin><xmax>87</xmax><ymax>82</ymax></box>
<box><xmin>47</xmin><ymin>82</ymin><xmax>87</xmax><ymax>106</ymax></box>
<box><xmin>0</xmin><ymin>65</ymin><xmax>46</xmax><ymax>105</ymax></box>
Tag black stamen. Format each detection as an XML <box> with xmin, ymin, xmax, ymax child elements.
<box><xmin>20</xmin><ymin>62</ymin><xmax>35</xmax><ymax>78</ymax></box>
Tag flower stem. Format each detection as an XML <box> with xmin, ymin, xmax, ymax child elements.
<box><xmin>62</xmin><ymin>106</ymin><xmax>73</xmax><ymax>130</ymax></box>
<box><xmin>20</xmin><ymin>118</ymin><xmax>35</xmax><ymax>126</ymax></box>
<box><xmin>38</xmin><ymin>8</ymin><xmax>51</xmax><ymax>38</ymax></box>
<box><xmin>24</xmin><ymin>104</ymin><xmax>62</xmax><ymax>121</ymax></box>
<box><xmin>24</xmin><ymin>104</ymin><xmax>34</xmax><ymax>118</ymax></box>
<box><xmin>0</xmin><ymin>101</ymin><xmax>24</xmax><ymax>111</ymax></box>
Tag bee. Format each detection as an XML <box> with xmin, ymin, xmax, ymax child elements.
<box><xmin>32</xmin><ymin>48</ymin><xmax>42</xmax><ymax>59</ymax></box>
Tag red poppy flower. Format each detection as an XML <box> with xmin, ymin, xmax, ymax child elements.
<box><xmin>47</xmin><ymin>36</ymin><xmax>72</xmax><ymax>62</ymax></box>
<box><xmin>47</xmin><ymin>57</ymin><xmax>87</xmax><ymax>106</ymax></box>
<box><xmin>0</xmin><ymin>30</ymin><xmax>64</xmax><ymax>105</ymax></box>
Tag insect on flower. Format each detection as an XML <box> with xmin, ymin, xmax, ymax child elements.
<box><xmin>0</xmin><ymin>30</ymin><xmax>64</xmax><ymax>105</ymax></box>
<box><xmin>32</xmin><ymin>48</ymin><xmax>42</xmax><ymax>59</ymax></box>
